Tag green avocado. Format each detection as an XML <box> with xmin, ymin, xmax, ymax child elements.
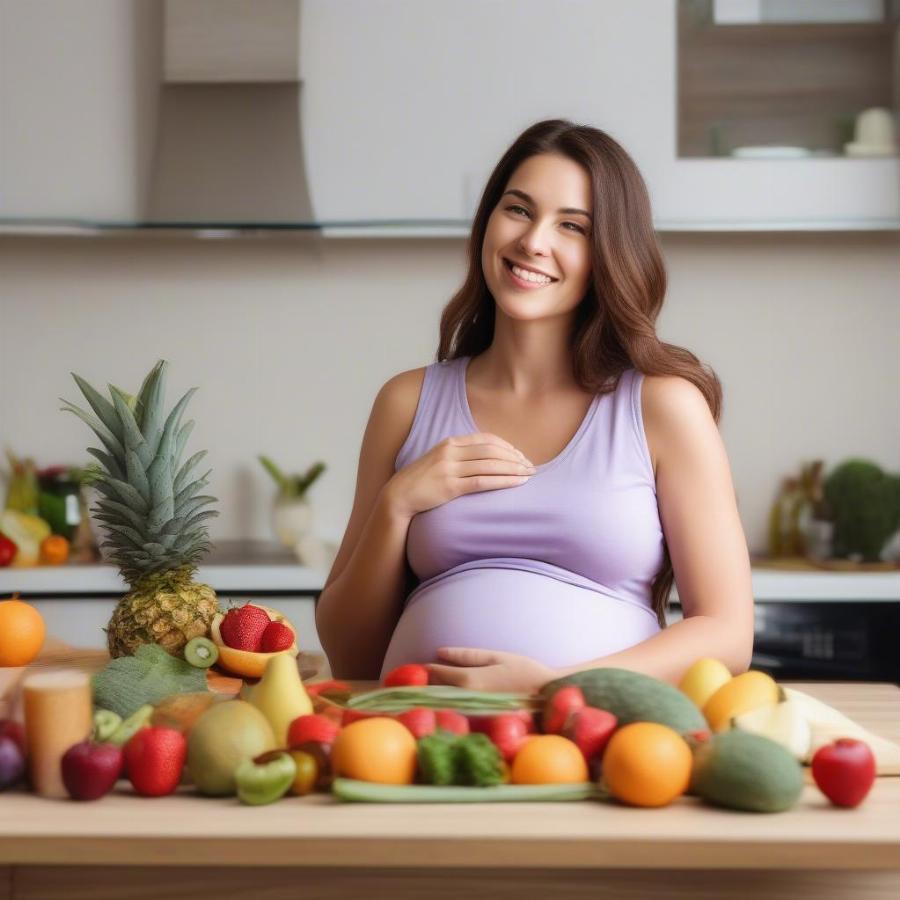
<box><xmin>540</xmin><ymin>668</ymin><xmax>707</xmax><ymax>735</ymax></box>
<box><xmin>690</xmin><ymin>730</ymin><xmax>804</xmax><ymax>813</ymax></box>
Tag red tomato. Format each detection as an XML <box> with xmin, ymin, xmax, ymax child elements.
<box><xmin>0</xmin><ymin>535</ymin><xmax>17</xmax><ymax>568</ymax></box>
<box><xmin>811</xmin><ymin>738</ymin><xmax>877</xmax><ymax>808</ymax></box>
<box><xmin>383</xmin><ymin>664</ymin><xmax>429</xmax><ymax>687</ymax></box>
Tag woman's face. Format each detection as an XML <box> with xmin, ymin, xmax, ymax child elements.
<box><xmin>481</xmin><ymin>153</ymin><xmax>593</xmax><ymax>322</ymax></box>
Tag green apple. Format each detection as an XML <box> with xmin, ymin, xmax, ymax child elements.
<box><xmin>235</xmin><ymin>750</ymin><xmax>296</xmax><ymax>805</ymax></box>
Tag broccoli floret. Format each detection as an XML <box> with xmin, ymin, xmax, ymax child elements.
<box><xmin>455</xmin><ymin>733</ymin><xmax>506</xmax><ymax>787</ymax></box>
<box><xmin>417</xmin><ymin>731</ymin><xmax>460</xmax><ymax>785</ymax></box>
<box><xmin>824</xmin><ymin>459</ymin><xmax>900</xmax><ymax>561</ymax></box>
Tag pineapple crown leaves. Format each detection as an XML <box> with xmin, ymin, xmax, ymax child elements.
<box><xmin>258</xmin><ymin>455</ymin><xmax>327</xmax><ymax>500</ymax></box>
<box><xmin>60</xmin><ymin>360</ymin><xmax>219</xmax><ymax>583</ymax></box>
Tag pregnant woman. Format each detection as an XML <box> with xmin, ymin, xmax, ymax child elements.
<box><xmin>316</xmin><ymin>119</ymin><xmax>754</xmax><ymax>691</ymax></box>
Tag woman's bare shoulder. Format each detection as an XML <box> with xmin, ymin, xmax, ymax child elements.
<box><xmin>372</xmin><ymin>366</ymin><xmax>428</xmax><ymax>445</ymax></box>
<box><xmin>640</xmin><ymin>374</ymin><xmax>713</xmax><ymax>478</ymax></box>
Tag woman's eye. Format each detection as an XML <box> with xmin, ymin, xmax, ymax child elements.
<box><xmin>505</xmin><ymin>205</ymin><xmax>585</xmax><ymax>234</ymax></box>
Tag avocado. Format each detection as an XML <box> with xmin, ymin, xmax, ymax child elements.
<box><xmin>540</xmin><ymin>668</ymin><xmax>707</xmax><ymax>735</ymax></box>
<box><xmin>690</xmin><ymin>730</ymin><xmax>804</xmax><ymax>813</ymax></box>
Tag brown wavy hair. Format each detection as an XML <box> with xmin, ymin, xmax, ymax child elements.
<box><xmin>436</xmin><ymin>118</ymin><xmax>723</xmax><ymax>627</ymax></box>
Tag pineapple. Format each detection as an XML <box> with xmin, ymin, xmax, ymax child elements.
<box><xmin>62</xmin><ymin>360</ymin><xmax>220</xmax><ymax>658</ymax></box>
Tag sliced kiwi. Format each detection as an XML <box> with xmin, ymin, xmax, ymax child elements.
<box><xmin>184</xmin><ymin>636</ymin><xmax>219</xmax><ymax>669</ymax></box>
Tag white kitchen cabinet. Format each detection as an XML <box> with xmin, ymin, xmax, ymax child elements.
<box><xmin>300</xmin><ymin>0</ymin><xmax>899</xmax><ymax>230</ymax></box>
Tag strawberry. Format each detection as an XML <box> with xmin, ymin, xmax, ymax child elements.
<box><xmin>287</xmin><ymin>714</ymin><xmax>341</xmax><ymax>748</ymax></box>
<box><xmin>259</xmin><ymin>621</ymin><xmax>294</xmax><ymax>653</ymax></box>
<box><xmin>562</xmin><ymin>707</ymin><xmax>617</xmax><ymax>763</ymax></box>
<box><xmin>123</xmin><ymin>727</ymin><xmax>187</xmax><ymax>797</ymax></box>
<box><xmin>220</xmin><ymin>603</ymin><xmax>271</xmax><ymax>651</ymax></box>
<box><xmin>383</xmin><ymin>663</ymin><xmax>429</xmax><ymax>687</ymax></box>
<box><xmin>435</xmin><ymin>709</ymin><xmax>470</xmax><ymax>735</ymax></box>
<box><xmin>341</xmin><ymin>709</ymin><xmax>383</xmax><ymax>726</ymax></box>
<box><xmin>542</xmin><ymin>685</ymin><xmax>586</xmax><ymax>734</ymax></box>
<box><xmin>395</xmin><ymin>708</ymin><xmax>437</xmax><ymax>739</ymax></box>
<box><xmin>485</xmin><ymin>713</ymin><xmax>530</xmax><ymax>762</ymax></box>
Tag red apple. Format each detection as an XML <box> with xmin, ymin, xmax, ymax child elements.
<box><xmin>563</xmin><ymin>707</ymin><xmax>618</xmax><ymax>763</ymax></box>
<box><xmin>485</xmin><ymin>714</ymin><xmax>530</xmax><ymax>762</ymax></box>
<box><xmin>542</xmin><ymin>685</ymin><xmax>586</xmax><ymax>734</ymax></box>
<box><xmin>811</xmin><ymin>738</ymin><xmax>877</xmax><ymax>808</ymax></box>
<box><xmin>61</xmin><ymin>741</ymin><xmax>124</xmax><ymax>801</ymax></box>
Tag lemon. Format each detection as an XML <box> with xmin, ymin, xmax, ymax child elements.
<box><xmin>678</xmin><ymin>657</ymin><xmax>732</xmax><ymax>710</ymax></box>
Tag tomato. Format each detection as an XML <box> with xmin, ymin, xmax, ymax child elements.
<box><xmin>811</xmin><ymin>738</ymin><xmax>877</xmax><ymax>808</ymax></box>
<box><xmin>0</xmin><ymin>534</ymin><xmax>16</xmax><ymax>567</ymax></box>
<box><xmin>382</xmin><ymin>663</ymin><xmax>429</xmax><ymax>687</ymax></box>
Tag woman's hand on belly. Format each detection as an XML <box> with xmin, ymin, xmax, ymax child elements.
<box><xmin>425</xmin><ymin>647</ymin><xmax>555</xmax><ymax>694</ymax></box>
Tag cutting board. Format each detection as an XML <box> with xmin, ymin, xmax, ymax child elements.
<box><xmin>0</xmin><ymin>637</ymin><xmax>325</xmax><ymax>720</ymax></box>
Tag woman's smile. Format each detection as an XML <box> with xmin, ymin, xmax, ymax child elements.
<box><xmin>502</xmin><ymin>257</ymin><xmax>559</xmax><ymax>290</ymax></box>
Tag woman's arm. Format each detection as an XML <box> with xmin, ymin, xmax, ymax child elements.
<box><xmin>558</xmin><ymin>374</ymin><xmax>755</xmax><ymax>684</ymax></box>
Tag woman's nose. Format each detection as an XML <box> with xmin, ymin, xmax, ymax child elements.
<box><xmin>517</xmin><ymin>220</ymin><xmax>553</xmax><ymax>257</ymax></box>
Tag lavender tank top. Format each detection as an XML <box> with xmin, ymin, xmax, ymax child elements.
<box><xmin>380</xmin><ymin>355</ymin><xmax>665</xmax><ymax>677</ymax></box>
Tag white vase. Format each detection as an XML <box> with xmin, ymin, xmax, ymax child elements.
<box><xmin>272</xmin><ymin>497</ymin><xmax>313</xmax><ymax>548</ymax></box>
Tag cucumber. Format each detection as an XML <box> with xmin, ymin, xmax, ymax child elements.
<box><xmin>540</xmin><ymin>668</ymin><xmax>707</xmax><ymax>735</ymax></box>
<box><xmin>332</xmin><ymin>778</ymin><xmax>597</xmax><ymax>804</ymax></box>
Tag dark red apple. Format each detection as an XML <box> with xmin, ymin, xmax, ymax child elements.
<box><xmin>61</xmin><ymin>740</ymin><xmax>124</xmax><ymax>801</ymax></box>
<box><xmin>0</xmin><ymin>735</ymin><xmax>26</xmax><ymax>790</ymax></box>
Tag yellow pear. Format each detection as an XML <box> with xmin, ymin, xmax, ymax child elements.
<box><xmin>678</xmin><ymin>658</ymin><xmax>732</xmax><ymax>710</ymax></box>
<box><xmin>703</xmin><ymin>670</ymin><xmax>781</xmax><ymax>733</ymax></box>
<box><xmin>240</xmin><ymin>652</ymin><xmax>313</xmax><ymax>745</ymax></box>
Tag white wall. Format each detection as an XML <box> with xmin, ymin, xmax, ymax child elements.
<box><xmin>1</xmin><ymin>231</ymin><xmax>899</xmax><ymax>556</ymax></box>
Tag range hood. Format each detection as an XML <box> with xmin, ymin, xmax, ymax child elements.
<box><xmin>147</xmin><ymin>0</ymin><xmax>314</xmax><ymax>224</ymax></box>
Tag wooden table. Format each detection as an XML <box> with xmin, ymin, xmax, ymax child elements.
<box><xmin>1</xmin><ymin>646</ymin><xmax>899</xmax><ymax>900</ymax></box>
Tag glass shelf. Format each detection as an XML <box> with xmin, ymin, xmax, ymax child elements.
<box><xmin>2</xmin><ymin>216</ymin><xmax>899</xmax><ymax>238</ymax></box>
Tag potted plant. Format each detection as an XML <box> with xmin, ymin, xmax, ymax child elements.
<box><xmin>258</xmin><ymin>456</ymin><xmax>326</xmax><ymax>549</ymax></box>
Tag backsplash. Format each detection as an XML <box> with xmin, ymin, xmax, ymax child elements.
<box><xmin>1</xmin><ymin>231</ymin><xmax>898</xmax><ymax>555</ymax></box>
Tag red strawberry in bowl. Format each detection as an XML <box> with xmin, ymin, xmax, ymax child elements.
<box><xmin>219</xmin><ymin>603</ymin><xmax>271</xmax><ymax>652</ymax></box>
<box><xmin>260</xmin><ymin>621</ymin><xmax>294</xmax><ymax>653</ymax></box>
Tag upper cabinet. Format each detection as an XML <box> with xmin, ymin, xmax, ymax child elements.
<box><xmin>1</xmin><ymin>0</ymin><xmax>897</xmax><ymax>233</ymax></box>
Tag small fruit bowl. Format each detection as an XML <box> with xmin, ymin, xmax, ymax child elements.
<box><xmin>210</xmin><ymin>603</ymin><xmax>299</xmax><ymax>678</ymax></box>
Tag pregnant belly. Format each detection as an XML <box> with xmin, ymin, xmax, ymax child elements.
<box><xmin>380</xmin><ymin>562</ymin><xmax>660</xmax><ymax>678</ymax></box>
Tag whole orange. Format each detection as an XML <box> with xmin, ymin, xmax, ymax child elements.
<box><xmin>0</xmin><ymin>598</ymin><xmax>46</xmax><ymax>667</ymax></box>
<box><xmin>39</xmin><ymin>535</ymin><xmax>70</xmax><ymax>566</ymax></box>
<box><xmin>601</xmin><ymin>722</ymin><xmax>692</xmax><ymax>808</ymax></box>
<box><xmin>510</xmin><ymin>734</ymin><xmax>589</xmax><ymax>785</ymax></box>
<box><xmin>331</xmin><ymin>716</ymin><xmax>417</xmax><ymax>784</ymax></box>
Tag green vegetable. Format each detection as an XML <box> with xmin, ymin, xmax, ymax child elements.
<box><xmin>346</xmin><ymin>685</ymin><xmax>532</xmax><ymax>714</ymax></box>
<box><xmin>455</xmin><ymin>733</ymin><xmax>506</xmax><ymax>786</ymax></box>
<box><xmin>416</xmin><ymin>731</ymin><xmax>505</xmax><ymax>787</ymax></box>
<box><xmin>417</xmin><ymin>731</ymin><xmax>461</xmax><ymax>785</ymax></box>
<box><xmin>91</xmin><ymin>708</ymin><xmax>123</xmax><ymax>742</ymax></box>
<box><xmin>333</xmin><ymin>778</ymin><xmax>597</xmax><ymax>803</ymax></box>
<box><xmin>823</xmin><ymin>459</ymin><xmax>900</xmax><ymax>561</ymax></box>
<box><xmin>92</xmin><ymin>643</ymin><xmax>208</xmax><ymax>718</ymax></box>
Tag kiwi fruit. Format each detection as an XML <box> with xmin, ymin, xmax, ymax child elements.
<box><xmin>184</xmin><ymin>636</ymin><xmax>219</xmax><ymax>669</ymax></box>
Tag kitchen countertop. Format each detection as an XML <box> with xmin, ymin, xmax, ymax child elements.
<box><xmin>1</xmin><ymin>540</ymin><xmax>898</xmax><ymax>601</ymax></box>
<box><xmin>1</xmin><ymin>668</ymin><xmax>898</xmax><ymax>900</ymax></box>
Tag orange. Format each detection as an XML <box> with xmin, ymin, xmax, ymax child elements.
<box><xmin>331</xmin><ymin>716</ymin><xmax>417</xmax><ymax>785</ymax></box>
<box><xmin>0</xmin><ymin>598</ymin><xmax>46</xmax><ymax>667</ymax></box>
<box><xmin>510</xmin><ymin>734</ymin><xmax>589</xmax><ymax>785</ymax></box>
<box><xmin>601</xmin><ymin>722</ymin><xmax>692</xmax><ymax>808</ymax></box>
<box><xmin>39</xmin><ymin>535</ymin><xmax>70</xmax><ymax>566</ymax></box>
